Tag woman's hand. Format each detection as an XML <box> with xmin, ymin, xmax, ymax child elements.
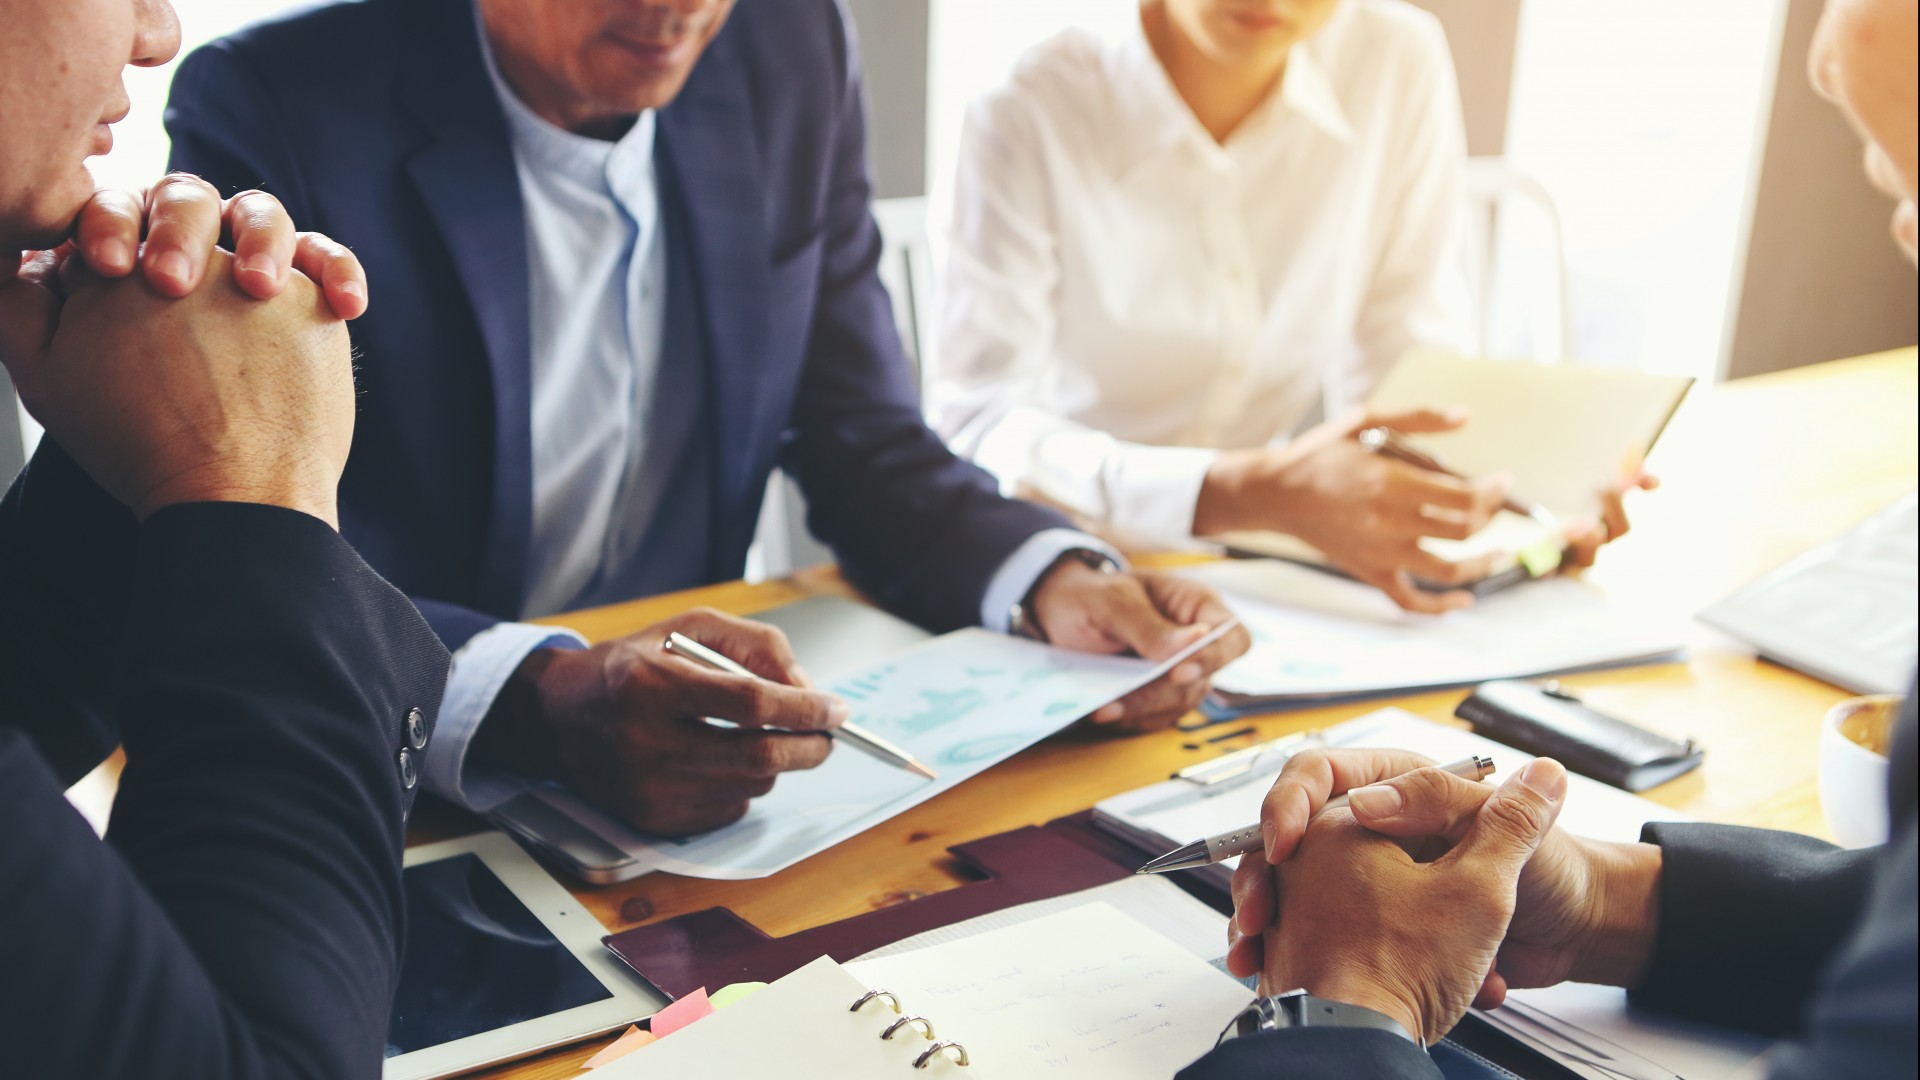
<box><xmin>1563</xmin><ymin>472</ymin><xmax>1659</xmax><ymax>570</ymax></box>
<box><xmin>1194</xmin><ymin>406</ymin><xmax>1510</xmax><ymax>613</ymax></box>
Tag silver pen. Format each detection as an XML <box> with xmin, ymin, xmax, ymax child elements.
<box><xmin>1134</xmin><ymin>755</ymin><xmax>1497</xmax><ymax>874</ymax></box>
<box><xmin>663</xmin><ymin>631</ymin><xmax>938</xmax><ymax>781</ymax></box>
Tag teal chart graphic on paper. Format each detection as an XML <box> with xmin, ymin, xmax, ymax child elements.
<box><xmin>627</xmin><ymin>629</ymin><xmax>1183</xmax><ymax>880</ymax></box>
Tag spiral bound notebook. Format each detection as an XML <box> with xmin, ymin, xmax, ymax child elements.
<box><xmin>594</xmin><ymin>953</ymin><xmax>994</xmax><ymax>1077</ymax></box>
<box><xmin>597</xmin><ymin>903</ymin><xmax>1251</xmax><ymax>1078</ymax></box>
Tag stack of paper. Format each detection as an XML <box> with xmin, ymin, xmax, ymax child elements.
<box><xmin>1185</xmin><ymin>559</ymin><xmax>1682</xmax><ymax>711</ymax></box>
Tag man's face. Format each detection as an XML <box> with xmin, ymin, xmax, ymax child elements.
<box><xmin>0</xmin><ymin>0</ymin><xmax>178</xmax><ymax>251</ymax></box>
<box><xmin>1810</xmin><ymin>0</ymin><xmax>1919</xmax><ymax>262</ymax></box>
<box><xmin>480</xmin><ymin>0</ymin><xmax>737</xmax><ymax>132</ymax></box>
<box><xmin>1164</xmin><ymin>0</ymin><xmax>1344</xmax><ymax>70</ymax></box>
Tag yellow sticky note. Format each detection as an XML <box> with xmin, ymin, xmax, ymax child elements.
<box><xmin>1517</xmin><ymin>538</ymin><xmax>1564</xmax><ymax>577</ymax></box>
<box><xmin>709</xmin><ymin>982</ymin><xmax>768</xmax><ymax>1010</ymax></box>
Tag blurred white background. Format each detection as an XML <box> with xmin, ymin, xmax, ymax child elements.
<box><xmin>924</xmin><ymin>0</ymin><xmax>1788</xmax><ymax>384</ymax></box>
<box><xmin>65</xmin><ymin>0</ymin><xmax>1897</xmax><ymax>394</ymax></box>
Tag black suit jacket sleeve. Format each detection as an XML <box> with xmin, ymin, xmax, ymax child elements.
<box><xmin>0</xmin><ymin>502</ymin><xmax>449</xmax><ymax>1078</ymax></box>
<box><xmin>775</xmin><ymin>7</ymin><xmax>1072</xmax><ymax>633</ymax></box>
<box><xmin>1175</xmin><ymin>1028</ymin><xmax>1439</xmax><ymax>1080</ymax></box>
<box><xmin>1627</xmin><ymin>821</ymin><xmax>1878</xmax><ymax>1034</ymax></box>
<box><xmin>0</xmin><ymin>441</ymin><xmax>142</xmax><ymax>783</ymax></box>
<box><xmin>1767</xmin><ymin>813</ymin><xmax>1919</xmax><ymax>1080</ymax></box>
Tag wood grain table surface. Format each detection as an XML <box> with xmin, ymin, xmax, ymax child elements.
<box><xmin>409</xmin><ymin>348</ymin><xmax>1918</xmax><ymax>1079</ymax></box>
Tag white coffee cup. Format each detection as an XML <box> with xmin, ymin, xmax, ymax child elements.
<box><xmin>1819</xmin><ymin>694</ymin><xmax>1898</xmax><ymax>848</ymax></box>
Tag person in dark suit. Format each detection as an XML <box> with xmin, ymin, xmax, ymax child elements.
<box><xmin>158</xmin><ymin>0</ymin><xmax>1252</xmax><ymax>837</ymax></box>
<box><xmin>1188</xmin><ymin>690</ymin><xmax>1916</xmax><ymax>1078</ymax></box>
<box><xmin>0</xmin><ymin>2</ymin><xmax>447</xmax><ymax>1075</ymax></box>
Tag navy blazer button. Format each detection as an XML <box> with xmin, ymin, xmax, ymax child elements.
<box><xmin>397</xmin><ymin>747</ymin><xmax>418</xmax><ymax>790</ymax></box>
<box><xmin>406</xmin><ymin>707</ymin><xmax>429</xmax><ymax>750</ymax></box>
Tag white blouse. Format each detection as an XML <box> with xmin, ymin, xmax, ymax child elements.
<box><xmin>931</xmin><ymin>0</ymin><xmax>1472</xmax><ymax>543</ymax></box>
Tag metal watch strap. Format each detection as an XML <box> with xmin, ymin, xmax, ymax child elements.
<box><xmin>1218</xmin><ymin>990</ymin><xmax>1423</xmax><ymax>1050</ymax></box>
<box><xmin>1007</xmin><ymin>548</ymin><xmax>1120</xmax><ymax>643</ymax></box>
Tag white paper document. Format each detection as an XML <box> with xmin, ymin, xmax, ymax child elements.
<box><xmin>854</xmin><ymin>875</ymin><xmax>1231</xmax><ymax>966</ymax></box>
<box><xmin>1185</xmin><ymin>559</ymin><xmax>1682</xmax><ymax>703</ymax></box>
<box><xmin>847</xmin><ymin>903</ymin><xmax>1253</xmax><ymax>1080</ymax></box>
<box><xmin>618</xmin><ymin>628</ymin><xmax>1222</xmax><ymax>879</ymax></box>
<box><xmin>1098</xmin><ymin>709</ymin><xmax>1685</xmax><ymax>872</ymax></box>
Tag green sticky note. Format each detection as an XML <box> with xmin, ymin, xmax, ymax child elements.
<box><xmin>1517</xmin><ymin>538</ymin><xmax>1564</xmax><ymax>577</ymax></box>
<box><xmin>709</xmin><ymin>982</ymin><xmax>768</xmax><ymax>1010</ymax></box>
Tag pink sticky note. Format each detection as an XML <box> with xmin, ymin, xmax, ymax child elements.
<box><xmin>582</xmin><ymin>1026</ymin><xmax>656</xmax><ymax>1069</ymax></box>
<box><xmin>647</xmin><ymin>987</ymin><xmax>714</xmax><ymax>1039</ymax></box>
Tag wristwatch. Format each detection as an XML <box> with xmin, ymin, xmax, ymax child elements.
<box><xmin>1008</xmin><ymin>548</ymin><xmax>1121</xmax><ymax>643</ymax></box>
<box><xmin>1216</xmin><ymin>990</ymin><xmax>1423</xmax><ymax>1050</ymax></box>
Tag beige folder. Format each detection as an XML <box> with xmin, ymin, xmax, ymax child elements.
<box><xmin>1214</xmin><ymin>349</ymin><xmax>1693</xmax><ymax>580</ymax></box>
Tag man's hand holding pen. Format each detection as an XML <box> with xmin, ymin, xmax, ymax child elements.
<box><xmin>1218</xmin><ymin>748</ymin><xmax>1668</xmax><ymax>1046</ymax></box>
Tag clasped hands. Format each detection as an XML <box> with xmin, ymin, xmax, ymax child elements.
<box><xmin>1222</xmin><ymin>748</ymin><xmax>1663</xmax><ymax>1046</ymax></box>
<box><xmin>1</xmin><ymin>174</ymin><xmax>369</xmax><ymax>526</ymax></box>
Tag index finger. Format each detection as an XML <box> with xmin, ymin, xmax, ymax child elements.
<box><xmin>668</xmin><ymin>663</ymin><xmax>849</xmax><ymax>733</ymax></box>
<box><xmin>139</xmin><ymin>173</ymin><xmax>225</xmax><ymax>296</ymax></box>
<box><xmin>1260</xmin><ymin>747</ymin><xmax>1441</xmax><ymax>863</ymax></box>
<box><xmin>292</xmin><ymin>232</ymin><xmax>369</xmax><ymax>320</ymax></box>
<box><xmin>1387</xmin><ymin>463</ymin><xmax>1508</xmax><ymax>523</ymax></box>
<box><xmin>71</xmin><ymin>188</ymin><xmax>144</xmax><ymax>278</ymax></box>
<box><xmin>222</xmin><ymin>189</ymin><xmax>296</xmax><ymax>300</ymax></box>
<box><xmin>668</xmin><ymin>608</ymin><xmax>808</xmax><ymax>685</ymax></box>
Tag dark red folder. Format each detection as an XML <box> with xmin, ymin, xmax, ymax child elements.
<box><xmin>601</xmin><ymin>812</ymin><xmax>1226</xmax><ymax>1001</ymax></box>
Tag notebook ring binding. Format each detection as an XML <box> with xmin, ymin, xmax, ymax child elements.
<box><xmin>850</xmin><ymin>990</ymin><xmax>903</xmax><ymax>1014</ymax></box>
<box><xmin>882</xmin><ymin>1015</ymin><xmax>937</xmax><ymax>1041</ymax></box>
<box><xmin>914</xmin><ymin>1040</ymin><xmax>971</xmax><ymax>1068</ymax></box>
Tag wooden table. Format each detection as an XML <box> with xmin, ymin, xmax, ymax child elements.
<box><xmin>437</xmin><ymin>348</ymin><xmax>1916</xmax><ymax>1079</ymax></box>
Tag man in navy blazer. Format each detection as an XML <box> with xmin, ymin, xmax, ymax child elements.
<box><xmin>164</xmin><ymin>0</ymin><xmax>1250</xmax><ymax>836</ymax></box>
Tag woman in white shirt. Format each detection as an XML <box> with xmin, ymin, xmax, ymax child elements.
<box><xmin>934</xmin><ymin>0</ymin><xmax>1631</xmax><ymax>613</ymax></box>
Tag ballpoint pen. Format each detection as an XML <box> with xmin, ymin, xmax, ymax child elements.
<box><xmin>1134</xmin><ymin>755</ymin><xmax>1497</xmax><ymax>874</ymax></box>
<box><xmin>663</xmin><ymin>631</ymin><xmax>939</xmax><ymax>781</ymax></box>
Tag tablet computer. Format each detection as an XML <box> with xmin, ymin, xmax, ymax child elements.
<box><xmin>385</xmin><ymin>832</ymin><xmax>660</xmax><ymax>1080</ymax></box>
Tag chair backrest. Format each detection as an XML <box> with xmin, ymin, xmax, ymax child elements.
<box><xmin>1461</xmin><ymin>157</ymin><xmax>1573</xmax><ymax>362</ymax></box>
<box><xmin>870</xmin><ymin>195</ymin><xmax>936</xmax><ymax>395</ymax></box>
<box><xmin>746</xmin><ymin>200</ymin><xmax>937</xmax><ymax>581</ymax></box>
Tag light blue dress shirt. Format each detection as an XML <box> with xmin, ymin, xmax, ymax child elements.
<box><xmin>425</xmin><ymin>13</ymin><xmax>1116</xmax><ymax>815</ymax></box>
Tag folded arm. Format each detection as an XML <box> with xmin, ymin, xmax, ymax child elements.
<box><xmin>0</xmin><ymin>503</ymin><xmax>448</xmax><ymax>1079</ymax></box>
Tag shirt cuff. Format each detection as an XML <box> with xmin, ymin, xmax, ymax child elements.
<box><xmin>978</xmin><ymin>527</ymin><xmax>1127</xmax><ymax>633</ymax></box>
<box><xmin>423</xmin><ymin>620</ymin><xmax>588</xmax><ymax>813</ymax></box>
<box><xmin>1098</xmin><ymin>443</ymin><xmax>1219</xmax><ymax>541</ymax></box>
